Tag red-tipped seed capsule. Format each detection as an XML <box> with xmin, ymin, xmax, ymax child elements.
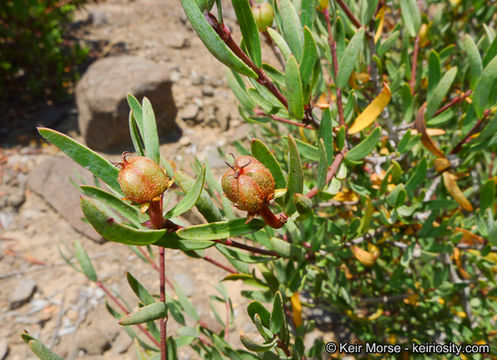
<box><xmin>117</xmin><ymin>154</ymin><xmax>170</xmax><ymax>204</ymax></box>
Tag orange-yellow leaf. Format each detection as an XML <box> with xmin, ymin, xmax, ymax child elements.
<box><xmin>453</xmin><ymin>248</ymin><xmax>471</xmax><ymax>279</ymax></box>
<box><xmin>414</xmin><ymin>104</ymin><xmax>445</xmax><ymax>157</ymax></box>
<box><xmin>316</xmin><ymin>93</ymin><xmax>329</xmax><ymax>109</ymax></box>
<box><xmin>374</xmin><ymin>5</ymin><xmax>386</xmax><ymax>43</ymax></box>
<box><xmin>367</xmin><ymin>243</ymin><xmax>381</xmax><ymax>258</ymax></box>
<box><xmin>442</xmin><ymin>171</ymin><xmax>473</xmax><ymax>211</ymax></box>
<box><xmin>410</xmin><ymin>128</ymin><xmax>446</xmax><ymax>136</ymax></box>
<box><xmin>454</xmin><ymin>227</ymin><xmax>484</xmax><ymax>245</ymax></box>
<box><xmin>348</xmin><ymin>83</ymin><xmax>391</xmax><ymax>134</ymax></box>
<box><xmin>434</xmin><ymin>157</ymin><xmax>450</xmax><ymax>172</ymax></box>
<box><xmin>351</xmin><ymin>245</ymin><xmax>377</xmax><ymax>267</ymax></box>
<box><xmin>291</xmin><ymin>292</ymin><xmax>303</xmax><ymax>328</ymax></box>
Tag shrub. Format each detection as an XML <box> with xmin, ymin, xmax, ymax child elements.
<box><xmin>24</xmin><ymin>0</ymin><xmax>497</xmax><ymax>359</ymax></box>
<box><xmin>0</xmin><ymin>0</ymin><xmax>88</xmax><ymax>104</ymax></box>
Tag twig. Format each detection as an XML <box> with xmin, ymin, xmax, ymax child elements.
<box><xmin>214</xmin><ymin>239</ymin><xmax>279</xmax><ymax>257</ymax></box>
<box><xmin>203</xmin><ymin>255</ymin><xmax>237</xmax><ymax>274</ymax></box>
<box><xmin>306</xmin><ymin>152</ymin><xmax>345</xmax><ymax>198</ymax></box>
<box><xmin>137</xmin><ymin>246</ymin><xmax>174</xmax><ymax>289</ymax></box>
<box><xmin>254</xmin><ymin>109</ymin><xmax>314</xmax><ymax>129</ymax></box>
<box><xmin>409</xmin><ymin>33</ymin><xmax>420</xmax><ymax>94</ymax></box>
<box><xmin>96</xmin><ymin>281</ymin><xmax>161</xmax><ymax>348</ymax></box>
<box><xmin>450</xmin><ymin>109</ymin><xmax>491</xmax><ymax>155</ymax></box>
<box><xmin>434</xmin><ymin>90</ymin><xmax>472</xmax><ymax>116</ymax></box>
<box><xmin>324</xmin><ymin>9</ymin><xmax>345</xmax><ymax>127</ymax></box>
<box><xmin>334</xmin><ymin>0</ymin><xmax>362</xmax><ymax>29</ymax></box>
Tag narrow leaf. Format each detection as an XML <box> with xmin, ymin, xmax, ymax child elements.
<box><xmin>37</xmin><ymin>128</ymin><xmax>121</xmax><ymax>194</ymax></box>
<box><xmin>443</xmin><ymin>172</ymin><xmax>474</xmax><ymax>211</ymax></box>
<box><xmin>285</xmin><ymin>135</ymin><xmax>304</xmax><ymax>214</ymax></box>
<box><xmin>166</xmin><ymin>165</ymin><xmax>205</xmax><ymax>218</ymax></box>
<box><xmin>21</xmin><ymin>331</ymin><xmax>64</xmax><ymax>360</ymax></box>
<box><xmin>426</xmin><ymin>67</ymin><xmax>458</xmax><ymax>119</ymax></box>
<box><xmin>473</xmin><ymin>55</ymin><xmax>497</xmax><ymax>118</ymax></box>
<box><xmin>177</xmin><ymin>218</ymin><xmax>265</xmax><ymax>240</ymax></box>
<box><xmin>240</xmin><ymin>335</ymin><xmax>277</xmax><ymax>352</ymax></box>
<box><xmin>247</xmin><ymin>301</ymin><xmax>271</xmax><ymax>328</ymax></box>
<box><xmin>81</xmin><ymin>197</ymin><xmax>166</xmax><ymax>245</ymax></box>
<box><xmin>232</xmin><ymin>0</ymin><xmax>261</xmax><ymax>67</ymax></box>
<box><xmin>180</xmin><ymin>0</ymin><xmax>257</xmax><ymax>78</ymax></box>
<box><xmin>414</xmin><ymin>104</ymin><xmax>445</xmax><ymax>157</ymax></box>
<box><xmin>120</xmin><ymin>302</ymin><xmax>167</xmax><ymax>325</ymax></box>
<box><xmin>345</xmin><ymin>127</ymin><xmax>382</xmax><ymax>161</ymax></box>
<box><xmin>174</xmin><ymin>281</ymin><xmax>200</xmax><ymax>321</ymax></box>
<box><xmin>267</xmin><ymin>28</ymin><xmax>292</xmax><ymax>60</ymax></box>
<box><xmin>300</xmin><ymin>27</ymin><xmax>318</xmax><ymax>86</ymax></box>
<box><xmin>74</xmin><ymin>240</ymin><xmax>98</xmax><ymax>282</ymax></box>
<box><xmin>337</xmin><ymin>28</ymin><xmax>365</xmax><ymax>89</ymax></box>
<box><xmin>400</xmin><ymin>0</ymin><xmax>421</xmax><ymax>37</ymax></box>
<box><xmin>317</xmin><ymin>139</ymin><xmax>328</xmax><ymax>190</ymax></box>
<box><xmin>251</xmin><ymin>139</ymin><xmax>287</xmax><ymax>188</ymax></box>
<box><xmin>462</xmin><ymin>34</ymin><xmax>482</xmax><ymax>89</ymax></box>
<box><xmin>142</xmin><ymin>98</ymin><xmax>161</xmax><ymax>164</ymax></box>
<box><xmin>226</xmin><ymin>70</ymin><xmax>256</xmax><ymax>110</ymax></box>
<box><xmin>348</xmin><ymin>83</ymin><xmax>391</xmax><ymax>134</ymax></box>
<box><xmin>279</xmin><ymin>0</ymin><xmax>303</xmax><ymax>61</ymax></box>
<box><xmin>285</xmin><ymin>55</ymin><xmax>304</xmax><ymax>119</ymax></box>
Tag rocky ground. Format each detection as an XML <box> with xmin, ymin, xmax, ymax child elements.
<box><xmin>0</xmin><ymin>0</ymin><xmax>284</xmax><ymax>358</ymax></box>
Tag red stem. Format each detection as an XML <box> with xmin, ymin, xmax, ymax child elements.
<box><xmin>214</xmin><ymin>239</ymin><xmax>279</xmax><ymax>257</ymax></box>
<box><xmin>254</xmin><ymin>109</ymin><xmax>314</xmax><ymax>129</ymax></box>
<box><xmin>259</xmin><ymin>205</ymin><xmax>287</xmax><ymax>229</ymax></box>
<box><xmin>335</xmin><ymin>0</ymin><xmax>363</xmax><ymax>29</ymax></box>
<box><xmin>324</xmin><ymin>9</ymin><xmax>345</xmax><ymax>128</ymax></box>
<box><xmin>434</xmin><ymin>90</ymin><xmax>472</xmax><ymax>116</ymax></box>
<box><xmin>203</xmin><ymin>255</ymin><xmax>237</xmax><ymax>274</ymax></box>
<box><xmin>159</xmin><ymin>247</ymin><xmax>167</xmax><ymax>360</ymax></box>
<box><xmin>96</xmin><ymin>282</ymin><xmax>161</xmax><ymax>348</ymax></box>
<box><xmin>410</xmin><ymin>33</ymin><xmax>420</xmax><ymax>94</ymax></box>
<box><xmin>450</xmin><ymin>109</ymin><xmax>491</xmax><ymax>154</ymax></box>
<box><xmin>306</xmin><ymin>152</ymin><xmax>345</xmax><ymax>198</ymax></box>
<box><xmin>137</xmin><ymin>246</ymin><xmax>175</xmax><ymax>289</ymax></box>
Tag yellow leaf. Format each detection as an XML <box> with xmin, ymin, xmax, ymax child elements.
<box><xmin>290</xmin><ymin>292</ymin><xmax>303</xmax><ymax>328</ymax></box>
<box><xmin>348</xmin><ymin>83</ymin><xmax>391</xmax><ymax>134</ymax></box>
<box><xmin>442</xmin><ymin>171</ymin><xmax>474</xmax><ymax>211</ymax></box>
<box><xmin>415</xmin><ymin>104</ymin><xmax>446</xmax><ymax>157</ymax></box>
<box><xmin>454</xmin><ymin>227</ymin><xmax>484</xmax><ymax>245</ymax></box>
<box><xmin>367</xmin><ymin>243</ymin><xmax>381</xmax><ymax>258</ymax></box>
<box><xmin>374</xmin><ymin>5</ymin><xmax>386</xmax><ymax>43</ymax></box>
<box><xmin>410</xmin><ymin>128</ymin><xmax>446</xmax><ymax>136</ymax></box>
<box><xmin>316</xmin><ymin>93</ymin><xmax>329</xmax><ymax>109</ymax></box>
<box><xmin>351</xmin><ymin>245</ymin><xmax>377</xmax><ymax>267</ymax></box>
<box><xmin>434</xmin><ymin>157</ymin><xmax>450</xmax><ymax>172</ymax></box>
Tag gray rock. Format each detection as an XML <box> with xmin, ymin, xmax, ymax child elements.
<box><xmin>89</xmin><ymin>9</ymin><xmax>109</xmax><ymax>27</ymax></box>
<box><xmin>0</xmin><ymin>339</ymin><xmax>8</xmax><ymax>360</ymax></box>
<box><xmin>173</xmin><ymin>273</ymin><xmax>195</xmax><ymax>297</ymax></box>
<box><xmin>77</xmin><ymin>326</ymin><xmax>111</xmax><ymax>355</ymax></box>
<box><xmin>10</xmin><ymin>278</ymin><xmax>37</xmax><ymax>310</ymax></box>
<box><xmin>27</xmin><ymin>156</ymin><xmax>102</xmax><ymax>243</ymax></box>
<box><xmin>112</xmin><ymin>332</ymin><xmax>132</xmax><ymax>354</ymax></box>
<box><xmin>180</xmin><ymin>104</ymin><xmax>200</xmax><ymax>122</ymax></box>
<box><xmin>76</xmin><ymin>56</ymin><xmax>178</xmax><ymax>151</ymax></box>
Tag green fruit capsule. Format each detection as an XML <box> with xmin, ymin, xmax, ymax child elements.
<box><xmin>252</xmin><ymin>3</ymin><xmax>274</xmax><ymax>32</ymax></box>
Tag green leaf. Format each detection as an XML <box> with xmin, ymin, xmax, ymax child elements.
<box><xmin>377</xmin><ymin>30</ymin><xmax>400</xmax><ymax>57</ymax></box>
<box><xmin>319</xmin><ymin>108</ymin><xmax>333</xmax><ymax>165</ymax></box>
<box><xmin>345</xmin><ymin>127</ymin><xmax>381</xmax><ymax>161</ymax></box>
<box><xmin>81</xmin><ymin>197</ymin><xmax>165</xmax><ymax>245</ymax></box>
<box><xmin>73</xmin><ymin>240</ymin><xmax>97</xmax><ymax>282</ymax></box>
<box><xmin>226</xmin><ymin>70</ymin><xmax>256</xmax><ymax>110</ymax></box>
<box><xmin>180</xmin><ymin>0</ymin><xmax>257</xmax><ymax>78</ymax></box>
<box><xmin>216</xmin><ymin>244</ymin><xmax>273</xmax><ymax>263</ymax></box>
<box><xmin>119</xmin><ymin>302</ymin><xmax>167</xmax><ymax>325</ymax></box>
<box><xmin>279</xmin><ymin>0</ymin><xmax>303</xmax><ymax>61</ymax></box>
<box><xmin>127</xmin><ymin>94</ymin><xmax>144</xmax><ymax>133</ymax></box>
<box><xmin>270</xmin><ymin>291</ymin><xmax>286</xmax><ymax>336</ymax></box>
<box><xmin>284</xmin><ymin>136</ymin><xmax>318</xmax><ymax>161</ymax></box>
<box><xmin>155</xmin><ymin>232</ymin><xmax>216</xmax><ymax>251</ymax></box>
<box><xmin>300</xmin><ymin>0</ymin><xmax>315</xmax><ymax>30</ymax></box>
<box><xmin>141</xmin><ymin>98</ymin><xmax>161</xmax><ymax>164</ymax></box>
<box><xmin>483</xmin><ymin>35</ymin><xmax>497</xmax><ymax>67</ymax></box>
<box><xmin>267</xmin><ymin>28</ymin><xmax>292</xmax><ymax>61</ymax></box>
<box><xmin>480</xmin><ymin>179</ymin><xmax>496</xmax><ymax>211</ymax></box>
<box><xmin>177</xmin><ymin>218</ymin><xmax>266</xmax><ymax>240</ymax></box>
<box><xmin>473</xmin><ymin>55</ymin><xmax>497</xmax><ymax>118</ymax></box>
<box><xmin>174</xmin><ymin>281</ymin><xmax>200</xmax><ymax>321</ymax></box>
<box><xmin>240</xmin><ymin>335</ymin><xmax>277</xmax><ymax>352</ymax></box>
<box><xmin>462</xmin><ymin>34</ymin><xmax>482</xmax><ymax>89</ymax></box>
<box><xmin>21</xmin><ymin>331</ymin><xmax>65</xmax><ymax>360</ymax></box>
<box><xmin>269</xmin><ymin>237</ymin><xmax>305</xmax><ymax>259</ymax></box>
<box><xmin>247</xmin><ymin>301</ymin><xmax>271</xmax><ymax>328</ymax></box>
<box><xmin>174</xmin><ymin>170</ymin><xmax>222</xmax><ymax>222</ymax></box>
<box><xmin>285</xmin><ymin>135</ymin><xmax>304</xmax><ymax>214</ymax></box>
<box><xmin>167</xmin><ymin>337</ymin><xmax>178</xmax><ymax>360</ymax></box>
<box><xmin>232</xmin><ymin>0</ymin><xmax>261</xmax><ymax>68</ymax></box>
<box><xmin>166</xmin><ymin>165</ymin><xmax>205</xmax><ymax>218</ymax></box>
<box><xmin>251</xmin><ymin>139</ymin><xmax>287</xmax><ymax>188</ymax></box>
<box><xmin>400</xmin><ymin>0</ymin><xmax>421</xmax><ymax>37</ymax></box>
<box><xmin>404</xmin><ymin>158</ymin><xmax>427</xmax><ymax>196</ymax></box>
<box><xmin>317</xmin><ymin>139</ymin><xmax>328</xmax><ymax>190</ymax></box>
<box><xmin>425</xmin><ymin>67</ymin><xmax>458</xmax><ymax>119</ymax></box>
<box><xmin>427</xmin><ymin>50</ymin><xmax>441</xmax><ymax>98</ymax></box>
<box><xmin>80</xmin><ymin>185</ymin><xmax>142</xmax><ymax>227</ymax></box>
<box><xmin>253</xmin><ymin>313</ymin><xmax>274</xmax><ymax>341</ymax></box>
<box><xmin>37</xmin><ymin>128</ymin><xmax>121</xmax><ymax>194</ymax></box>
<box><xmin>129</xmin><ymin>112</ymin><xmax>145</xmax><ymax>156</ymax></box>
<box><xmin>301</xmin><ymin>27</ymin><xmax>318</xmax><ymax>89</ymax></box>
<box><xmin>127</xmin><ymin>272</ymin><xmax>155</xmax><ymax>305</ymax></box>
<box><xmin>337</xmin><ymin>28</ymin><xmax>365</xmax><ymax>89</ymax></box>
<box><xmin>285</xmin><ymin>55</ymin><xmax>304</xmax><ymax>119</ymax></box>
